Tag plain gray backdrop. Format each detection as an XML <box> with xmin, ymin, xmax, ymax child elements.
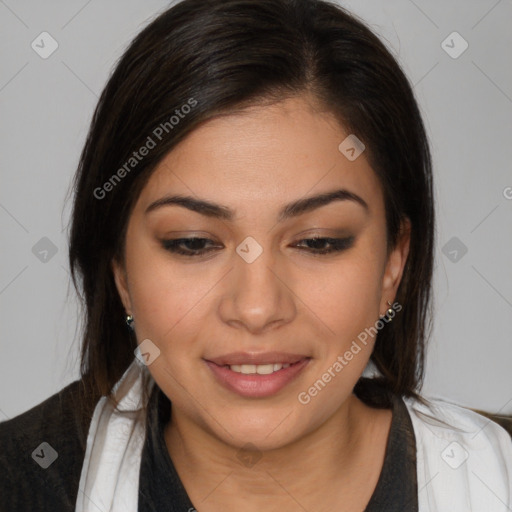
<box><xmin>1</xmin><ymin>0</ymin><xmax>511</xmax><ymax>420</ymax></box>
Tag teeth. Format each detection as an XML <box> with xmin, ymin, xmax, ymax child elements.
<box><xmin>228</xmin><ymin>362</ymin><xmax>293</xmax><ymax>374</ymax></box>
<box><xmin>256</xmin><ymin>364</ymin><xmax>274</xmax><ymax>375</ymax></box>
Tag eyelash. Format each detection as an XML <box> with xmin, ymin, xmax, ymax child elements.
<box><xmin>161</xmin><ymin>236</ymin><xmax>355</xmax><ymax>257</ymax></box>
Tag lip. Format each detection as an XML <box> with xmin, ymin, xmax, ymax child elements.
<box><xmin>204</xmin><ymin>357</ymin><xmax>311</xmax><ymax>398</ymax></box>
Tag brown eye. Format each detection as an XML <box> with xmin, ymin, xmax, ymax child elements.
<box><xmin>161</xmin><ymin>237</ymin><xmax>220</xmax><ymax>256</ymax></box>
<box><xmin>294</xmin><ymin>236</ymin><xmax>355</xmax><ymax>255</ymax></box>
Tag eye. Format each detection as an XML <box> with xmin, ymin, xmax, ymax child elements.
<box><xmin>161</xmin><ymin>237</ymin><xmax>220</xmax><ymax>256</ymax></box>
<box><xmin>294</xmin><ymin>236</ymin><xmax>355</xmax><ymax>255</ymax></box>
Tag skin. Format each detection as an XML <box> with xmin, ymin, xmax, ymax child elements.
<box><xmin>113</xmin><ymin>94</ymin><xmax>410</xmax><ymax>511</ymax></box>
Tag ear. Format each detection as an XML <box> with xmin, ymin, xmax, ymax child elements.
<box><xmin>380</xmin><ymin>218</ymin><xmax>411</xmax><ymax>314</ymax></box>
<box><xmin>111</xmin><ymin>257</ymin><xmax>132</xmax><ymax>314</ymax></box>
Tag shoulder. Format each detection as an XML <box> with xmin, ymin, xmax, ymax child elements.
<box><xmin>403</xmin><ymin>395</ymin><xmax>512</xmax><ymax>510</ymax></box>
<box><xmin>0</xmin><ymin>380</ymin><xmax>101</xmax><ymax>512</ymax></box>
<box><xmin>403</xmin><ymin>395</ymin><xmax>512</xmax><ymax>449</ymax></box>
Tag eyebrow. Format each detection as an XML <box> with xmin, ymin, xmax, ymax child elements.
<box><xmin>145</xmin><ymin>188</ymin><xmax>369</xmax><ymax>222</ymax></box>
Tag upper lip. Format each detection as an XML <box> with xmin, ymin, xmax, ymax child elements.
<box><xmin>205</xmin><ymin>352</ymin><xmax>309</xmax><ymax>366</ymax></box>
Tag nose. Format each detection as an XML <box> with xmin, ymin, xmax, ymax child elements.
<box><xmin>218</xmin><ymin>242</ymin><xmax>297</xmax><ymax>334</ymax></box>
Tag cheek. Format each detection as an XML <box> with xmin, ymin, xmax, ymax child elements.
<box><xmin>295</xmin><ymin>253</ymin><xmax>385</xmax><ymax>412</ymax></box>
<box><xmin>130</xmin><ymin>268</ymin><xmax>212</xmax><ymax>343</ymax></box>
<box><xmin>301</xmin><ymin>250</ymin><xmax>385</xmax><ymax>347</ymax></box>
<box><xmin>123</xmin><ymin>237</ymin><xmax>212</xmax><ymax>349</ymax></box>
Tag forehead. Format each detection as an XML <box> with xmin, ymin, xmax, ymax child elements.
<box><xmin>136</xmin><ymin>96</ymin><xmax>383</xmax><ymax>218</ymax></box>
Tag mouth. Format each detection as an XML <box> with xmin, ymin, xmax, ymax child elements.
<box><xmin>225</xmin><ymin>362</ymin><xmax>294</xmax><ymax>374</ymax></box>
<box><xmin>204</xmin><ymin>353</ymin><xmax>311</xmax><ymax>398</ymax></box>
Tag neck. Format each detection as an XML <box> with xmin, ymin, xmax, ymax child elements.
<box><xmin>163</xmin><ymin>393</ymin><xmax>388</xmax><ymax>510</ymax></box>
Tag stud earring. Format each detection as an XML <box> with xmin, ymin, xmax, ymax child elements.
<box><xmin>379</xmin><ymin>301</ymin><xmax>396</xmax><ymax>323</ymax></box>
<box><xmin>126</xmin><ymin>314</ymin><xmax>134</xmax><ymax>330</ymax></box>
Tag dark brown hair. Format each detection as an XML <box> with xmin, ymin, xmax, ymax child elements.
<box><xmin>68</xmin><ymin>0</ymin><xmax>435</xmax><ymax>410</ymax></box>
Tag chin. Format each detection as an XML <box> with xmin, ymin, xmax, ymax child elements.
<box><xmin>206</xmin><ymin>408</ymin><xmax>305</xmax><ymax>452</ymax></box>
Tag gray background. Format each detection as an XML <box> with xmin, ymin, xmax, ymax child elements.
<box><xmin>1</xmin><ymin>0</ymin><xmax>511</xmax><ymax>420</ymax></box>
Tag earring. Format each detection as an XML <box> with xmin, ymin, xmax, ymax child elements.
<box><xmin>126</xmin><ymin>314</ymin><xmax>134</xmax><ymax>330</ymax></box>
<box><xmin>379</xmin><ymin>301</ymin><xmax>395</xmax><ymax>322</ymax></box>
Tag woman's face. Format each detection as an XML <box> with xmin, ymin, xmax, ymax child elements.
<box><xmin>113</xmin><ymin>94</ymin><xmax>409</xmax><ymax>450</ymax></box>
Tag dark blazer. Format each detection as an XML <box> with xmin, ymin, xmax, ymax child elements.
<box><xmin>0</xmin><ymin>381</ymin><xmax>99</xmax><ymax>512</ymax></box>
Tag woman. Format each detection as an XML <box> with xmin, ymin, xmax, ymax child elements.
<box><xmin>1</xmin><ymin>0</ymin><xmax>511</xmax><ymax>510</ymax></box>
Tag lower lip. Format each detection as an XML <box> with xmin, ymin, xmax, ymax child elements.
<box><xmin>205</xmin><ymin>359</ymin><xmax>311</xmax><ymax>398</ymax></box>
